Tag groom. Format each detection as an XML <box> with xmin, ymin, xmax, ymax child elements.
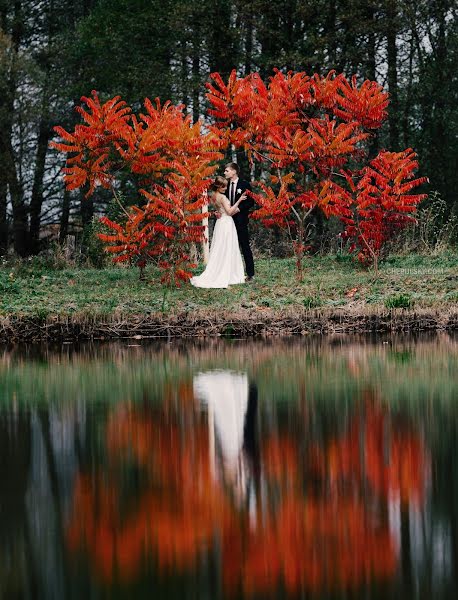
<box><xmin>224</xmin><ymin>162</ymin><xmax>255</xmax><ymax>280</ymax></box>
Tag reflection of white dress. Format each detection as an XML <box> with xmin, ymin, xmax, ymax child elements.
<box><xmin>190</xmin><ymin>213</ymin><xmax>245</xmax><ymax>289</ymax></box>
<box><xmin>194</xmin><ymin>371</ymin><xmax>258</xmax><ymax>521</ymax></box>
<box><xmin>194</xmin><ymin>371</ymin><xmax>248</xmax><ymax>470</ymax></box>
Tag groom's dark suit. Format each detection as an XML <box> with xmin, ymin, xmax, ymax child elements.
<box><xmin>227</xmin><ymin>178</ymin><xmax>255</xmax><ymax>278</ymax></box>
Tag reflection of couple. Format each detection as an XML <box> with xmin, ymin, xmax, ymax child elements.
<box><xmin>194</xmin><ymin>371</ymin><xmax>258</xmax><ymax>507</ymax></box>
<box><xmin>190</xmin><ymin>163</ymin><xmax>255</xmax><ymax>289</ymax></box>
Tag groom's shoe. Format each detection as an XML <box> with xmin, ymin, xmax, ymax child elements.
<box><xmin>246</xmin><ymin>276</ymin><xmax>255</xmax><ymax>282</ymax></box>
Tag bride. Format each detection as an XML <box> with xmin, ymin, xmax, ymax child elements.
<box><xmin>190</xmin><ymin>176</ymin><xmax>247</xmax><ymax>289</ymax></box>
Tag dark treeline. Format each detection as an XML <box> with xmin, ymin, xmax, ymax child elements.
<box><xmin>0</xmin><ymin>0</ymin><xmax>456</xmax><ymax>256</ymax></box>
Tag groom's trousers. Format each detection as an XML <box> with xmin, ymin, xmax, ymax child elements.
<box><xmin>234</xmin><ymin>220</ymin><xmax>254</xmax><ymax>277</ymax></box>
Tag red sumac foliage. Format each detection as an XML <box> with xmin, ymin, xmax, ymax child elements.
<box><xmin>341</xmin><ymin>149</ymin><xmax>428</xmax><ymax>268</ymax></box>
<box><xmin>51</xmin><ymin>91</ymin><xmax>222</xmax><ymax>285</ymax></box>
<box><xmin>207</xmin><ymin>70</ymin><xmax>427</xmax><ymax>276</ymax></box>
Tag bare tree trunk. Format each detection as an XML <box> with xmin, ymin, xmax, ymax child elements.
<box><xmin>326</xmin><ymin>0</ymin><xmax>338</xmax><ymax>68</ymax></box>
<box><xmin>29</xmin><ymin>0</ymin><xmax>55</xmax><ymax>254</ymax></box>
<box><xmin>59</xmin><ymin>188</ymin><xmax>72</xmax><ymax>243</ymax></box>
<box><xmin>29</xmin><ymin>114</ymin><xmax>51</xmax><ymax>254</ymax></box>
<box><xmin>180</xmin><ymin>40</ymin><xmax>189</xmax><ymax>108</ymax></box>
<box><xmin>244</xmin><ymin>11</ymin><xmax>253</xmax><ymax>75</ymax></box>
<box><xmin>367</xmin><ymin>1</ymin><xmax>380</xmax><ymax>158</ymax></box>
<box><xmin>4</xmin><ymin>0</ymin><xmax>28</xmax><ymax>256</ymax></box>
<box><xmin>366</xmin><ymin>2</ymin><xmax>377</xmax><ymax>81</ymax></box>
<box><xmin>80</xmin><ymin>195</ymin><xmax>94</xmax><ymax>227</ymax></box>
<box><xmin>0</xmin><ymin>171</ymin><xmax>7</xmax><ymax>254</ymax></box>
<box><xmin>402</xmin><ymin>35</ymin><xmax>415</xmax><ymax>148</ymax></box>
<box><xmin>192</xmin><ymin>23</ymin><xmax>200</xmax><ymax>123</ymax></box>
<box><xmin>6</xmin><ymin>137</ymin><xmax>28</xmax><ymax>256</ymax></box>
<box><xmin>386</xmin><ymin>0</ymin><xmax>400</xmax><ymax>149</ymax></box>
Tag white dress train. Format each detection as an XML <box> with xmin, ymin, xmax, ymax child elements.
<box><xmin>190</xmin><ymin>214</ymin><xmax>245</xmax><ymax>288</ymax></box>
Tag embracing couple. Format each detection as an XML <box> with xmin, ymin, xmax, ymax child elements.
<box><xmin>190</xmin><ymin>163</ymin><xmax>255</xmax><ymax>289</ymax></box>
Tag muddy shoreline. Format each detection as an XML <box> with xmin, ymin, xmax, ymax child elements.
<box><xmin>1</xmin><ymin>307</ymin><xmax>457</xmax><ymax>343</ymax></box>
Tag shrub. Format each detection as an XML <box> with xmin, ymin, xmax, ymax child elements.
<box><xmin>385</xmin><ymin>293</ymin><xmax>413</xmax><ymax>309</ymax></box>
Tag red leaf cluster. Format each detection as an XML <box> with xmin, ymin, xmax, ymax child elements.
<box><xmin>206</xmin><ymin>70</ymin><xmax>426</xmax><ymax>270</ymax></box>
<box><xmin>341</xmin><ymin>149</ymin><xmax>428</xmax><ymax>264</ymax></box>
<box><xmin>52</xmin><ymin>92</ymin><xmax>223</xmax><ymax>283</ymax></box>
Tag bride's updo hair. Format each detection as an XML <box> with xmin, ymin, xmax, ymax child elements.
<box><xmin>208</xmin><ymin>175</ymin><xmax>228</xmax><ymax>195</ymax></box>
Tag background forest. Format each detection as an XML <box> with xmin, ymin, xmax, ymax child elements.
<box><xmin>0</xmin><ymin>0</ymin><xmax>457</xmax><ymax>258</ymax></box>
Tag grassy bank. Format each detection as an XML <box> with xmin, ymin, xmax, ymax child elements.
<box><xmin>0</xmin><ymin>253</ymin><xmax>457</xmax><ymax>339</ymax></box>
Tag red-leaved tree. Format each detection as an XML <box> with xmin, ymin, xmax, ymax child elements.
<box><xmin>206</xmin><ymin>70</ymin><xmax>427</xmax><ymax>277</ymax></box>
<box><xmin>51</xmin><ymin>92</ymin><xmax>222</xmax><ymax>284</ymax></box>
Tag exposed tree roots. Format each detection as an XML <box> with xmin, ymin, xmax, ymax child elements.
<box><xmin>0</xmin><ymin>307</ymin><xmax>457</xmax><ymax>343</ymax></box>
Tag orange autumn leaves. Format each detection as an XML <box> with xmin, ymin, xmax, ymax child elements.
<box><xmin>207</xmin><ymin>70</ymin><xmax>427</xmax><ymax>270</ymax></box>
<box><xmin>52</xmin><ymin>70</ymin><xmax>427</xmax><ymax>285</ymax></box>
<box><xmin>65</xmin><ymin>398</ymin><xmax>429</xmax><ymax>595</ymax></box>
<box><xmin>52</xmin><ymin>93</ymin><xmax>221</xmax><ymax>284</ymax></box>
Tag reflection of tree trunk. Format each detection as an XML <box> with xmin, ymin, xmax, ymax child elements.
<box><xmin>0</xmin><ymin>411</ymin><xmax>34</xmax><ymax>594</ymax></box>
<box><xmin>447</xmin><ymin>427</ymin><xmax>458</xmax><ymax>587</ymax></box>
<box><xmin>23</xmin><ymin>505</ymin><xmax>39</xmax><ymax>596</ymax></box>
<box><xmin>401</xmin><ymin>504</ymin><xmax>413</xmax><ymax>593</ymax></box>
<box><xmin>38</xmin><ymin>410</ymin><xmax>62</xmax><ymax>518</ymax></box>
<box><xmin>38</xmin><ymin>409</ymin><xmax>70</xmax><ymax>597</ymax></box>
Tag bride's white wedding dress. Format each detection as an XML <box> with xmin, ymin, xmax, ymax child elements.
<box><xmin>190</xmin><ymin>198</ymin><xmax>245</xmax><ymax>289</ymax></box>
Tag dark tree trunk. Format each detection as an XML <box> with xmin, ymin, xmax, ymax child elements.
<box><xmin>5</xmin><ymin>135</ymin><xmax>28</xmax><ymax>256</ymax></box>
<box><xmin>180</xmin><ymin>40</ymin><xmax>189</xmax><ymax>108</ymax></box>
<box><xmin>4</xmin><ymin>0</ymin><xmax>28</xmax><ymax>256</ymax></box>
<box><xmin>386</xmin><ymin>0</ymin><xmax>400</xmax><ymax>149</ymax></box>
<box><xmin>429</xmin><ymin>1</ymin><xmax>447</xmax><ymax>204</ymax></box>
<box><xmin>244</xmin><ymin>12</ymin><xmax>253</xmax><ymax>75</ymax></box>
<box><xmin>402</xmin><ymin>35</ymin><xmax>415</xmax><ymax>148</ymax></box>
<box><xmin>366</xmin><ymin>1</ymin><xmax>379</xmax><ymax>158</ymax></box>
<box><xmin>326</xmin><ymin>0</ymin><xmax>338</xmax><ymax>68</ymax></box>
<box><xmin>0</xmin><ymin>171</ymin><xmax>7</xmax><ymax>254</ymax></box>
<box><xmin>29</xmin><ymin>116</ymin><xmax>51</xmax><ymax>254</ymax></box>
<box><xmin>366</xmin><ymin>1</ymin><xmax>377</xmax><ymax>81</ymax></box>
<box><xmin>81</xmin><ymin>195</ymin><xmax>94</xmax><ymax>227</ymax></box>
<box><xmin>59</xmin><ymin>188</ymin><xmax>72</xmax><ymax>243</ymax></box>
<box><xmin>192</xmin><ymin>23</ymin><xmax>200</xmax><ymax>123</ymax></box>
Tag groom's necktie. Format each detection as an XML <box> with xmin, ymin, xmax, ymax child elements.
<box><xmin>230</xmin><ymin>181</ymin><xmax>235</xmax><ymax>205</ymax></box>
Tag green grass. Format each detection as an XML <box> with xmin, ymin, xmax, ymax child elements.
<box><xmin>0</xmin><ymin>253</ymin><xmax>457</xmax><ymax>318</ymax></box>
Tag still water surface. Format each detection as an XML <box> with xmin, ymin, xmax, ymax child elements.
<box><xmin>1</xmin><ymin>334</ymin><xmax>457</xmax><ymax>599</ymax></box>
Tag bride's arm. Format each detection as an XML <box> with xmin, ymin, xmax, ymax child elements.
<box><xmin>217</xmin><ymin>193</ymin><xmax>245</xmax><ymax>216</ymax></box>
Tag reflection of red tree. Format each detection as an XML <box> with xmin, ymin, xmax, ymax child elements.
<box><xmin>224</xmin><ymin>497</ymin><xmax>396</xmax><ymax>596</ymax></box>
<box><xmin>364</xmin><ymin>410</ymin><xmax>429</xmax><ymax>505</ymax></box>
<box><xmin>308</xmin><ymin>407</ymin><xmax>430</xmax><ymax>505</ymax></box>
<box><xmin>68</xmin><ymin>405</ymin><xmax>234</xmax><ymax>581</ymax></box>
<box><xmin>66</xmin><ymin>402</ymin><xmax>429</xmax><ymax>595</ymax></box>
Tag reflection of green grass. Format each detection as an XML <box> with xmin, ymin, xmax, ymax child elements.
<box><xmin>0</xmin><ymin>253</ymin><xmax>456</xmax><ymax>318</ymax></box>
<box><xmin>1</xmin><ymin>337</ymin><xmax>457</xmax><ymax>408</ymax></box>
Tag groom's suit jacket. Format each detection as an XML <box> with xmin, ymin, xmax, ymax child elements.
<box><xmin>226</xmin><ymin>179</ymin><xmax>254</xmax><ymax>226</ymax></box>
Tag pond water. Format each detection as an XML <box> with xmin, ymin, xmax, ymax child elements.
<box><xmin>1</xmin><ymin>334</ymin><xmax>457</xmax><ymax>599</ymax></box>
